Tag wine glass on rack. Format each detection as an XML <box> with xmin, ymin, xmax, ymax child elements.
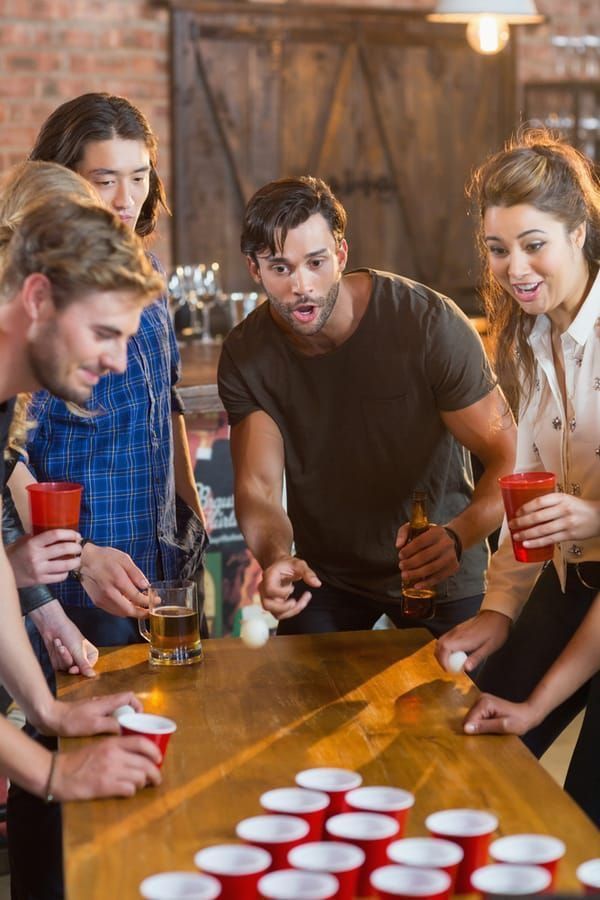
<box><xmin>199</xmin><ymin>262</ymin><xmax>222</xmax><ymax>343</ymax></box>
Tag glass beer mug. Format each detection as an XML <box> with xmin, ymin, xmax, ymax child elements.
<box><xmin>139</xmin><ymin>580</ymin><xmax>203</xmax><ymax>666</ymax></box>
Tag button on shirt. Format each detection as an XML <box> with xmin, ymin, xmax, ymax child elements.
<box><xmin>483</xmin><ymin>269</ymin><xmax>600</xmax><ymax>620</ymax></box>
<box><xmin>26</xmin><ymin>287</ymin><xmax>184</xmax><ymax>609</ymax></box>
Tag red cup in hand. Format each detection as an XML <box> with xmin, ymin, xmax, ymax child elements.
<box><xmin>119</xmin><ymin>713</ymin><xmax>176</xmax><ymax>767</ymax></box>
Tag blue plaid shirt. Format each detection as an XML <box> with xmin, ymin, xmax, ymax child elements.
<box><xmin>26</xmin><ymin>277</ymin><xmax>186</xmax><ymax>609</ymax></box>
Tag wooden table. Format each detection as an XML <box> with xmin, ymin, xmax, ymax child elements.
<box><xmin>59</xmin><ymin>630</ymin><xmax>600</xmax><ymax>898</ymax></box>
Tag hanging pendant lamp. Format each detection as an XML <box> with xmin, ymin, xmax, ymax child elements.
<box><xmin>427</xmin><ymin>0</ymin><xmax>545</xmax><ymax>54</ymax></box>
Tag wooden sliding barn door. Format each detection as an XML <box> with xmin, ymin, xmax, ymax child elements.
<box><xmin>169</xmin><ymin>1</ymin><xmax>516</xmax><ymax>310</ymax></box>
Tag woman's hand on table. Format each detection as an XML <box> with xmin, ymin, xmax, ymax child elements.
<box><xmin>510</xmin><ymin>493</ymin><xmax>600</xmax><ymax>548</ymax></box>
<box><xmin>7</xmin><ymin>530</ymin><xmax>82</xmax><ymax>587</ymax></box>
<box><xmin>28</xmin><ymin>599</ymin><xmax>99</xmax><ymax>677</ymax></box>
<box><xmin>78</xmin><ymin>543</ymin><xmax>150</xmax><ymax>618</ymax></box>
<box><xmin>51</xmin><ymin>737</ymin><xmax>162</xmax><ymax>801</ymax></box>
<box><xmin>260</xmin><ymin>555</ymin><xmax>321</xmax><ymax>620</ymax></box>
<box><xmin>463</xmin><ymin>693</ymin><xmax>543</xmax><ymax>736</ymax></box>
<box><xmin>435</xmin><ymin>609</ymin><xmax>512</xmax><ymax>674</ymax></box>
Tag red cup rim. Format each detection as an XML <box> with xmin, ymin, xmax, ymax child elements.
<box><xmin>346</xmin><ymin>786</ymin><xmax>415</xmax><ymax>812</ymax></box>
<box><xmin>326</xmin><ymin>812</ymin><xmax>400</xmax><ymax>840</ymax></box>
<box><xmin>498</xmin><ymin>472</ymin><xmax>556</xmax><ymax>489</ymax></box>
<box><xmin>425</xmin><ymin>808</ymin><xmax>498</xmax><ymax>836</ymax></box>
<box><xmin>194</xmin><ymin>844</ymin><xmax>272</xmax><ymax>875</ymax></box>
<box><xmin>490</xmin><ymin>833</ymin><xmax>565</xmax><ymax>864</ymax></box>
<box><xmin>370</xmin><ymin>865</ymin><xmax>451</xmax><ymax>894</ymax></box>
<box><xmin>470</xmin><ymin>863</ymin><xmax>552</xmax><ymax>894</ymax></box>
<box><xmin>139</xmin><ymin>871</ymin><xmax>221</xmax><ymax>900</ymax></box>
<box><xmin>119</xmin><ymin>713</ymin><xmax>176</xmax><ymax>735</ymax></box>
<box><xmin>236</xmin><ymin>814</ymin><xmax>310</xmax><ymax>843</ymax></box>
<box><xmin>260</xmin><ymin>787</ymin><xmax>330</xmax><ymax>814</ymax></box>
<box><xmin>388</xmin><ymin>837</ymin><xmax>464</xmax><ymax>865</ymax></box>
<box><xmin>577</xmin><ymin>858</ymin><xmax>600</xmax><ymax>888</ymax></box>
<box><xmin>26</xmin><ymin>482</ymin><xmax>83</xmax><ymax>494</ymax></box>
<box><xmin>288</xmin><ymin>841</ymin><xmax>366</xmax><ymax>872</ymax></box>
<box><xmin>295</xmin><ymin>767</ymin><xmax>362</xmax><ymax>793</ymax></box>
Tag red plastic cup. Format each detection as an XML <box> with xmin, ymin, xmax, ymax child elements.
<box><xmin>577</xmin><ymin>858</ymin><xmax>600</xmax><ymax>893</ymax></box>
<box><xmin>195</xmin><ymin>844</ymin><xmax>271</xmax><ymax>900</ymax></box>
<box><xmin>236</xmin><ymin>815</ymin><xmax>310</xmax><ymax>871</ymax></box>
<box><xmin>295</xmin><ymin>768</ymin><xmax>362</xmax><ymax>816</ymax></box>
<box><xmin>258</xmin><ymin>869</ymin><xmax>339</xmax><ymax>899</ymax></box>
<box><xmin>288</xmin><ymin>841</ymin><xmax>365</xmax><ymax>900</ymax></box>
<box><xmin>325</xmin><ymin>811</ymin><xmax>400</xmax><ymax>897</ymax></box>
<box><xmin>27</xmin><ymin>481</ymin><xmax>83</xmax><ymax>533</ymax></box>
<box><xmin>425</xmin><ymin>809</ymin><xmax>498</xmax><ymax>894</ymax></box>
<box><xmin>498</xmin><ymin>472</ymin><xmax>556</xmax><ymax>562</ymax></box>
<box><xmin>490</xmin><ymin>834</ymin><xmax>565</xmax><ymax>888</ymax></box>
<box><xmin>387</xmin><ymin>838</ymin><xmax>463</xmax><ymax>893</ymax></box>
<box><xmin>471</xmin><ymin>863</ymin><xmax>551</xmax><ymax>897</ymax></box>
<box><xmin>139</xmin><ymin>871</ymin><xmax>222</xmax><ymax>899</ymax></box>
<box><xmin>346</xmin><ymin>786</ymin><xmax>414</xmax><ymax>834</ymax></box>
<box><xmin>260</xmin><ymin>788</ymin><xmax>330</xmax><ymax>841</ymax></box>
<box><xmin>370</xmin><ymin>865</ymin><xmax>451</xmax><ymax>900</ymax></box>
<box><xmin>119</xmin><ymin>713</ymin><xmax>176</xmax><ymax>767</ymax></box>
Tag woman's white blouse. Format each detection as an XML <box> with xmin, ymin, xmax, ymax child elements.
<box><xmin>483</xmin><ymin>268</ymin><xmax>600</xmax><ymax>620</ymax></box>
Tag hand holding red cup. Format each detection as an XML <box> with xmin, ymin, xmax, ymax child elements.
<box><xmin>118</xmin><ymin>713</ymin><xmax>176</xmax><ymax>767</ymax></box>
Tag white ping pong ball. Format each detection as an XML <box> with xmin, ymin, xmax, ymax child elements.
<box><xmin>241</xmin><ymin>617</ymin><xmax>269</xmax><ymax>648</ymax></box>
<box><xmin>113</xmin><ymin>704</ymin><xmax>136</xmax><ymax>720</ymax></box>
<box><xmin>448</xmin><ymin>651</ymin><xmax>468</xmax><ymax>673</ymax></box>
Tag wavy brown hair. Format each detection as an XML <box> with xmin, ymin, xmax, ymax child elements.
<box><xmin>468</xmin><ymin>130</ymin><xmax>600</xmax><ymax>414</ymax></box>
<box><xmin>29</xmin><ymin>92</ymin><xmax>169</xmax><ymax>238</ymax></box>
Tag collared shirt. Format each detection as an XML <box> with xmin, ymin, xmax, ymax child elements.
<box><xmin>483</xmin><ymin>267</ymin><xmax>600</xmax><ymax>621</ymax></box>
<box><xmin>25</xmin><ymin>280</ymin><xmax>185</xmax><ymax>609</ymax></box>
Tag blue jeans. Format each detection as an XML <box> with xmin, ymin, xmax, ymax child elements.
<box><xmin>278</xmin><ymin>579</ymin><xmax>483</xmax><ymax>638</ymax></box>
<box><xmin>476</xmin><ymin>561</ymin><xmax>600</xmax><ymax>826</ymax></box>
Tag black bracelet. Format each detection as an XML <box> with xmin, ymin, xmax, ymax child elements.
<box><xmin>443</xmin><ymin>526</ymin><xmax>463</xmax><ymax>563</ymax></box>
<box><xmin>44</xmin><ymin>751</ymin><xmax>58</xmax><ymax>804</ymax></box>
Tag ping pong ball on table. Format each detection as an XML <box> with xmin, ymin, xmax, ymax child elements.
<box><xmin>447</xmin><ymin>651</ymin><xmax>468</xmax><ymax>673</ymax></box>
<box><xmin>241</xmin><ymin>616</ymin><xmax>270</xmax><ymax>648</ymax></box>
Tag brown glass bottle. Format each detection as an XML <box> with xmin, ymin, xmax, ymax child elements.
<box><xmin>401</xmin><ymin>491</ymin><xmax>436</xmax><ymax>619</ymax></box>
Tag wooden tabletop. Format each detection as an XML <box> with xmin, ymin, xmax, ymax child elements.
<box><xmin>58</xmin><ymin>630</ymin><xmax>600</xmax><ymax>898</ymax></box>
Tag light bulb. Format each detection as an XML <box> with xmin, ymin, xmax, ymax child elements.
<box><xmin>466</xmin><ymin>14</ymin><xmax>510</xmax><ymax>54</ymax></box>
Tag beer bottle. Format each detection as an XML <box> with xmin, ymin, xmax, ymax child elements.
<box><xmin>401</xmin><ymin>491</ymin><xmax>436</xmax><ymax>619</ymax></box>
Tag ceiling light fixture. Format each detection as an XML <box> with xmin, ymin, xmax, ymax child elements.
<box><xmin>427</xmin><ymin>1</ymin><xmax>545</xmax><ymax>55</ymax></box>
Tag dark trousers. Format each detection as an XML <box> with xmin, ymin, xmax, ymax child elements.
<box><xmin>278</xmin><ymin>579</ymin><xmax>483</xmax><ymax>638</ymax></box>
<box><xmin>476</xmin><ymin>561</ymin><xmax>600</xmax><ymax>826</ymax></box>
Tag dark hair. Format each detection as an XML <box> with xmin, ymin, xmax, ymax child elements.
<box><xmin>29</xmin><ymin>92</ymin><xmax>169</xmax><ymax>238</ymax></box>
<box><xmin>241</xmin><ymin>176</ymin><xmax>347</xmax><ymax>259</ymax></box>
<box><xmin>468</xmin><ymin>129</ymin><xmax>600</xmax><ymax>413</ymax></box>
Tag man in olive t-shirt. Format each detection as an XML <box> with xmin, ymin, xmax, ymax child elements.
<box><xmin>218</xmin><ymin>176</ymin><xmax>516</xmax><ymax>635</ymax></box>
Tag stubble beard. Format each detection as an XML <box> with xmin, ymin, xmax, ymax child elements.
<box><xmin>268</xmin><ymin>279</ymin><xmax>341</xmax><ymax>336</ymax></box>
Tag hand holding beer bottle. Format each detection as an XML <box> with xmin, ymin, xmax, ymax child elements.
<box><xmin>399</xmin><ymin>492</ymin><xmax>437</xmax><ymax>619</ymax></box>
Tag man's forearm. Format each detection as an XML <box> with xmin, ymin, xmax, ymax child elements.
<box><xmin>235</xmin><ymin>491</ymin><xmax>294</xmax><ymax>570</ymax></box>
<box><xmin>447</xmin><ymin>462</ymin><xmax>509</xmax><ymax>551</ymax></box>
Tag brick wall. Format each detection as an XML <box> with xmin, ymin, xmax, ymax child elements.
<box><xmin>0</xmin><ymin>0</ymin><xmax>595</xmax><ymax>268</ymax></box>
<box><xmin>0</xmin><ymin>0</ymin><xmax>172</xmax><ymax>262</ymax></box>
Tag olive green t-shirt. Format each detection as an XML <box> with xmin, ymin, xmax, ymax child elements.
<box><xmin>218</xmin><ymin>269</ymin><xmax>494</xmax><ymax>604</ymax></box>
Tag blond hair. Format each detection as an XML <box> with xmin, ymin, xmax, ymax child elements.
<box><xmin>0</xmin><ymin>162</ymin><xmax>164</xmax><ymax>452</ymax></box>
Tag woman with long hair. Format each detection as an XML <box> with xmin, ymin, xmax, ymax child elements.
<box><xmin>437</xmin><ymin>130</ymin><xmax>600</xmax><ymax>825</ymax></box>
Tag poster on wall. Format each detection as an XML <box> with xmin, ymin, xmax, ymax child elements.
<box><xmin>186</xmin><ymin>410</ymin><xmax>262</xmax><ymax>636</ymax></box>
